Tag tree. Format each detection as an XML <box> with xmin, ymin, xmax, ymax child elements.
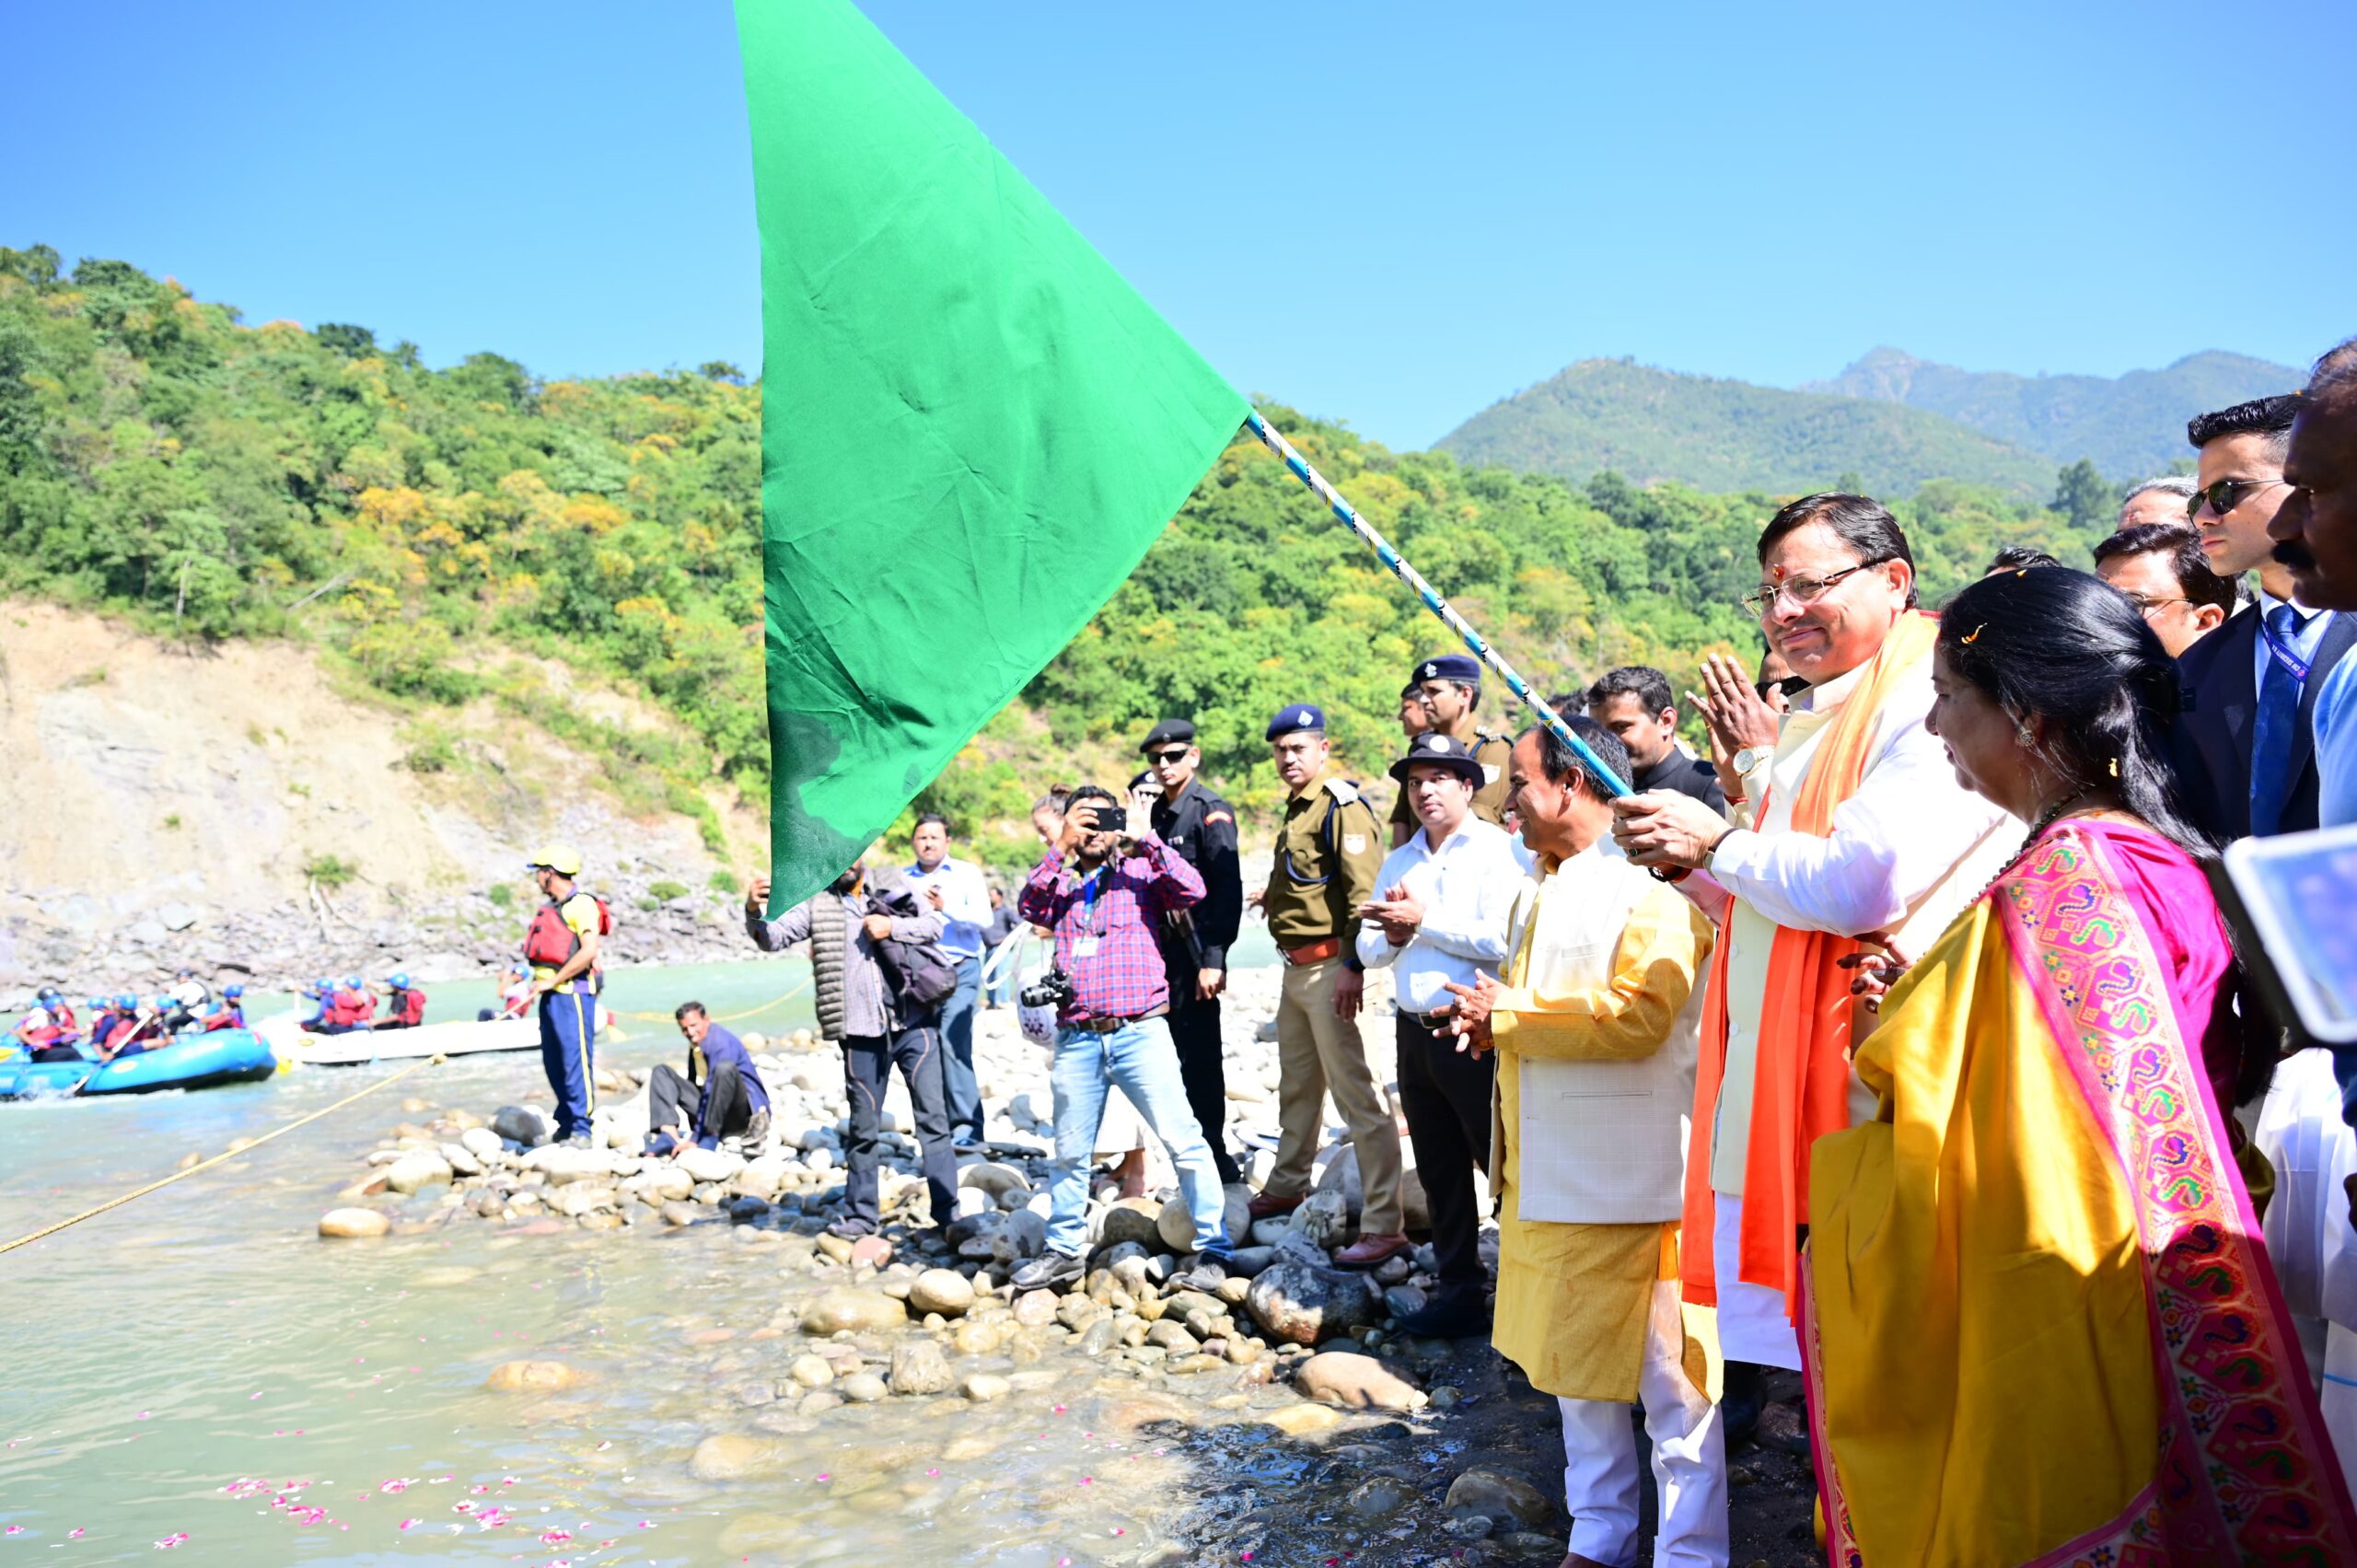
<box><xmin>2052</xmin><ymin>459</ymin><xmax>2117</xmax><ymax>531</ymax></box>
<box><xmin>698</xmin><ymin>361</ymin><xmax>747</xmax><ymax>384</ymax></box>
<box><xmin>316</xmin><ymin>323</ymin><xmax>377</xmax><ymax>358</ymax></box>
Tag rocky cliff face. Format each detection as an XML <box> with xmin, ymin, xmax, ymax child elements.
<box><xmin>0</xmin><ymin>602</ymin><xmax>766</xmax><ymax>1000</ymax></box>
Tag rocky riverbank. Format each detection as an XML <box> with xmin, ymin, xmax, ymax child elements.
<box><xmin>312</xmin><ymin>970</ymin><xmax>1819</xmax><ymax>1564</ymax></box>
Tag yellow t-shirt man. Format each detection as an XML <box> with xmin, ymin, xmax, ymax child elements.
<box><xmin>530</xmin><ymin>891</ymin><xmax>604</xmax><ymax>994</ymax></box>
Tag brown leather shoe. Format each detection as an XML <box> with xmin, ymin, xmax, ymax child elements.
<box><xmin>1245</xmin><ymin>1191</ymin><xmax>1306</xmax><ymax>1221</ymax></box>
<box><xmin>1331</xmin><ymin>1232</ymin><xmax>1411</xmax><ymax>1268</ymax></box>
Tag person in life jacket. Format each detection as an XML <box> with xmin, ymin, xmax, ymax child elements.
<box><xmin>198</xmin><ymin>984</ymin><xmax>247</xmax><ymax>1032</ymax></box>
<box><xmin>107</xmin><ymin>997</ymin><xmax>168</xmax><ymax>1058</ymax></box>
<box><xmin>374</xmin><ymin>973</ymin><xmax>426</xmax><ymax>1030</ymax></box>
<box><xmin>14</xmin><ymin>1000</ymin><xmax>83</xmax><ymax>1063</ymax></box>
<box><xmin>309</xmin><ymin>975</ymin><xmax>374</xmax><ymax>1035</ymax></box>
<box><xmin>38</xmin><ymin>987</ymin><xmax>79</xmax><ymax>1043</ymax></box>
<box><xmin>524</xmin><ymin>842</ymin><xmax>610</xmax><ymax>1145</ymax></box>
<box><xmin>297</xmin><ymin>977</ymin><xmax>331</xmax><ymax>1028</ymax></box>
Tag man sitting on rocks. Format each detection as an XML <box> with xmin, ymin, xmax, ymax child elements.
<box><xmin>745</xmin><ymin>854</ymin><xmax>960</xmax><ymax>1242</ymax></box>
<box><xmin>1447</xmin><ymin>716</ymin><xmax>1727</xmax><ymax>1568</ymax></box>
<box><xmin>1009</xmin><ymin>784</ymin><xmax>1234</xmax><ymax>1294</ymax></box>
<box><xmin>646</xmin><ymin>1000</ymin><xmax>772</xmax><ymax>1156</ymax></box>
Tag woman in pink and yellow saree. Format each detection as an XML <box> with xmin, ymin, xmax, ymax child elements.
<box><xmin>1803</xmin><ymin>569</ymin><xmax>2356</xmax><ymax>1566</ymax></box>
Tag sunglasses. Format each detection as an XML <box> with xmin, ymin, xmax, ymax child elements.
<box><xmin>1149</xmin><ymin>748</ymin><xmax>1190</xmax><ymax>764</ymax></box>
<box><xmin>2185</xmin><ymin>477</ymin><xmax>2288</xmax><ymax>521</ymax></box>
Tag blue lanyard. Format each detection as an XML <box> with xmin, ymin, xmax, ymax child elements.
<box><xmin>1076</xmin><ymin>868</ymin><xmax>1107</xmax><ymax>940</ymax></box>
<box><xmin>2258</xmin><ymin>607</ymin><xmax>2316</xmax><ymax>685</ymax></box>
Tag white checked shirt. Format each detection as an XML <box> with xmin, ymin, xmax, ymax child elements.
<box><xmin>1355</xmin><ymin>815</ymin><xmax>1526</xmax><ymax>1014</ymax></box>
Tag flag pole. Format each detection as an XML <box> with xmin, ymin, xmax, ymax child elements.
<box><xmin>1243</xmin><ymin>409</ymin><xmax>1634</xmax><ymax>798</ymax></box>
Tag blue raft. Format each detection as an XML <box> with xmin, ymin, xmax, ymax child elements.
<box><xmin>0</xmin><ymin>1030</ymin><xmax>277</xmax><ymax>1099</ymax></box>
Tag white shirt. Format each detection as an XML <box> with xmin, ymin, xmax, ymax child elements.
<box><xmin>1355</xmin><ymin>815</ymin><xmax>1525</xmax><ymax>1014</ymax></box>
<box><xmin>903</xmin><ymin>855</ymin><xmax>992</xmax><ymax>958</ymax></box>
<box><xmin>1701</xmin><ymin>653</ymin><xmax>2018</xmax><ymax>1193</ymax></box>
<box><xmin>2315</xmin><ymin>656</ymin><xmax>2357</xmax><ymax>830</ymax></box>
<box><xmin>2253</xmin><ymin>589</ymin><xmax>2337</xmax><ymax>696</ymax></box>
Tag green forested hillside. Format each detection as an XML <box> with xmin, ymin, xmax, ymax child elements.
<box><xmin>1805</xmin><ymin>346</ymin><xmax>2301</xmax><ymax>480</ymax></box>
<box><xmin>0</xmin><ymin>247</ymin><xmax>2111</xmax><ymax>870</ymax></box>
<box><xmin>1436</xmin><ymin>358</ymin><xmax>2061</xmax><ymax>498</ymax></box>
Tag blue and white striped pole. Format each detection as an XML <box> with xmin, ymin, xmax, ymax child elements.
<box><xmin>1244</xmin><ymin>408</ymin><xmax>1633</xmax><ymax>798</ymax></box>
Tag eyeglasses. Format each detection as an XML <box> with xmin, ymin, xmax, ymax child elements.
<box><xmin>1149</xmin><ymin>748</ymin><xmax>1190</xmax><ymax>764</ymax></box>
<box><xmin>2185</xmin><ymin>477</ymin><xmax>2288</xmax><ymax>521</ymax></box>
<box><xmin>2117</xmin><ymin>591</ymin><xmax>2191</xmax><ymax>618</ymax></box>
<box><xmin>1741</xmin><ymin>561</ymin><xmax>1889</xmax><ymax>617</ymax></box>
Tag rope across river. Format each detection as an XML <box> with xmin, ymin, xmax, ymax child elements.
<box><xmin>0</xmin><ymin>1052</ymin><xmax>447</xmax><ymax>1259</ymax></box>
<box><xmin>611</xmin><ymin>972</ymin><xmax>810</xmax><ymax>1027</ymax></box>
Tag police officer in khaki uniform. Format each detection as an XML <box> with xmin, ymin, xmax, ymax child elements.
<box><xmin>1248</xmin><ymin>703</ymin><xmax>1409</xmax><ymax>1268</ymax></box>
<box><xmin>1389</xmin><ymin>654</ymin><xmax>1513</xmax><ymax>846</ymax></box>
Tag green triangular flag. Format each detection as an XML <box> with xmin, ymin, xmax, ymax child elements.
<box><xmin>737</xmin><ymin>0</ymin><xmax>1247</xmax><ymax>914</ymax></box>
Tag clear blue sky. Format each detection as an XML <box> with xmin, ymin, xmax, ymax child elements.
<box><xmin>6</xmin><ymin>1</ymin><xmax>2350</xmax><ymax>450</ymax></box>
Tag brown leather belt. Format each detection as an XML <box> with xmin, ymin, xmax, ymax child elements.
<box><xmin>1280</xmin><ymin>936</ymin><xmax>1343</xmax><ymax>966</ymax></box>
<box><xmin>1066</xmin><ymin>1005</ymin><xmax>1167</xmax><ymax>1034</ymax></box>
<box><xmin>1399</xmin><ymin>1009</ymin><xmax>1453</xmax><ymax>1031</ymax></box>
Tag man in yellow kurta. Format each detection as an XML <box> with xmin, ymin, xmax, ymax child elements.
<box><xmin>1446</xmin><ymin>718</ymin><xmax>1725</xmax><ymax>1568</ymax></box>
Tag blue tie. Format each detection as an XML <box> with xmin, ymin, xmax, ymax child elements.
<box><xmin>2250</xmin><ymin>602</ymin><xmax>2309</xmax><ymax>836</ymax></box>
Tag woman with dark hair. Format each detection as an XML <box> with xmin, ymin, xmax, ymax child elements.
<box><xmin>1801</xmin><ymin>568</ymin><xmax>2357</xmax><ymax>1566</ymax></box>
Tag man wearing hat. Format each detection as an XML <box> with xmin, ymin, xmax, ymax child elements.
<box><xmin>1393</xmin><ymin>655</ymin><xmax>1513</xmax><ymax>847</ymax></box>
<box><xmin>1357</xmin><ymin>731</ymin><xmax>1527</xmax><ymax>1332</ymax></box>
<box><xmin>522</xmin><ymin>842</ymin><xmax>607</xmax><ymax>1146</ymax></box>
<box><xmin>1140</xmin><ymin>717</ymin><xmax>1247</xmax><ymax>1185</ymax></box>
<box><xmin>1252</xmin><ymin>703</ymin><xmax>1408</xmax><ymax>1266</ymax></box>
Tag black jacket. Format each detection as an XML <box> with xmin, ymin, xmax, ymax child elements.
<box><xmin>2170</xmin><ymin>603</ymin><xmax>2355</xmax><ymax>841</ymax></box>
<box><xmin>1148</xmin><ymin>775</ymin><xmax>1243</xmax><ymax>978</ymax></box>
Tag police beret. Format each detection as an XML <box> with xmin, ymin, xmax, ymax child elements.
<box><xmin>1387</xmin><ymin>730</ymin><xmax>1487</xmax><ymax>785</ymax></box>
<box><xmin>1265</xmin><ymin>704</ymin><xmax>1326</xmax><ymax>739</ymax></box>
<box><xmin>1412</xmin><ymin>653</ymin><xmax>1482</xmax><ymax>686</ymax></box>
<box><xmin>1140</xmin><ymin>718</ymin><xmax>1197</xmax><ymax>752</ymax></box>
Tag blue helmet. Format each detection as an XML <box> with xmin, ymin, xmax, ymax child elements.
<box><xmin>314</xmin><ymin>977</ymin><xmax>334</xmax><ymax>992</ymax></box>
<box><xmin>343</xmin><ymin>974</ymin><xmax>363</xmax><ymax>990</ymax></box>
<box><xmin>388</xmin><ymin>972</ymin><xmax>410</xmax><ymax>990</ymax></box>
<box><xmin>224</xmin><ymin>983</ymin><xmax>245</xmax><ymax>999</ymax></box>
<box><xmin>116</xmin><ymin>993</ymin><xmax>137</xmax><ymax>1010</ymax></box>
<box><xmin>86</xmin><ymin>996</ymin><xmax>106</xmax><ymax>1011</ymax></box>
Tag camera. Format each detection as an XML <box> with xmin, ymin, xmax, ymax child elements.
<box><xmin>1020</xmin><ymin>967</ymin><xmax>1075</xmax><ymax>1012</ymax></box>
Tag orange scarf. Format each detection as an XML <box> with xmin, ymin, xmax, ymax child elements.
<box><xmin>1679</xmin><ymin>609</ymin><xmax>1939</xmax><ymax>1312</ymax></box>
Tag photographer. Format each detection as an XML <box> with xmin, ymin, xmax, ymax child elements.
<box><xmin>1010</xmin><ymin>784</ymin><xmax>1235</xmax><ymax>1292</ymax></box>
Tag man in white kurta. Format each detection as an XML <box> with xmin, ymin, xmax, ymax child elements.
<box><xmin>1613</xmin><ymin>498</ymin><xmax>2014</xmax><ymax>1369</ymax></box>
<box><xmin>1452</xmin><ymin>719</ymin><xmax>1726</xmax><ymax>1568</ymax></box>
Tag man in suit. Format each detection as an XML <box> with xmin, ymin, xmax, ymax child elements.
<box><xmin>2173</xmin><ymin>394</ymin><xmax>2355</xmax><ymax>840</ymax></box>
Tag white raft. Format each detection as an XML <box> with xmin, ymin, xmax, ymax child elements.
<box><xmin>255</xmin><ymin>1012</ymin><xmax>540</xmax><ymax>1067</ymax></box>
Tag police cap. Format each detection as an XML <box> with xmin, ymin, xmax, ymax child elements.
<box><xmin>1265</xmin><ymin>704</ymin><xmax>1327</xmax><ymax>740</ymax></box>
<box><xmin>1140</xmin><ymin>718</ymin><xmax>1197</xmax><ymax>753</ymax></box>
<box><xmin>1412</xmin><ymin>653</ymin><xmax>1482</xmax><ymax>687</ymax></box>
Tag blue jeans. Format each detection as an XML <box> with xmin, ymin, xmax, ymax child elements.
<box><xmin>939</xmin><ymin>955</ymin><xmax>983</xmax><ymax>1139</ymax></box>
<box><xmin>1045</xmin><ymin>1015</ymin><xmax>1229</xmax><ymax>1258</ymax></box>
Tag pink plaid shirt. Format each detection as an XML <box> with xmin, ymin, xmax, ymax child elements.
<box><xmin>1018</xmin><ymin>833</ymin><xmax>1204</xmax><ymax>1024</ymax></box>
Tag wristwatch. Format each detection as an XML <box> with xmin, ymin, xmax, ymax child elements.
<box><xmin>1732</xmin><ymin>746</ymin><xmax>1771</xmax><ymax>775</ymax></box>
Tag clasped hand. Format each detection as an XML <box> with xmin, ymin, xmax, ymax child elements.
<box><xmin>1355</xmin><ymin>882</ymin><xmax>1424</xmax><ymax>946</ymax></box>
<box><xmin>1437</xmin><ymin>973</ymin><xmax>1500</xmax><ymax>1057</ymax></box>
<box><xmin>1610</xmin><ymin>789</ymin><xmax>1730</xmax><ymax>869</ymax></box>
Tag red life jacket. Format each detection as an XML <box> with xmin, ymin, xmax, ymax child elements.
<box><xmin>201</xmin><ymin>1006</ymin><xmax>244</xmax><ymax>1032</ymax></box>
<box><xmin>392</xmin><ymin>986</ymin><xmax>426</xmax><ymax>1026</ymax></box>
<box><xmin>51</xmin><ymin>1004</ymin><xmax>77</xmax><ymax>1034</ymax></box>
<box><xmin>523</xmin><ymin>892</ymin><xmax>613</xmax><ymax>970</ymax></box>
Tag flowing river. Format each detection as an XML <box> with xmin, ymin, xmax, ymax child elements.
<box><xmin>0</xmin><ymin>947</ymin><xmax>1464</xmax><ymax>1568</ymax></box>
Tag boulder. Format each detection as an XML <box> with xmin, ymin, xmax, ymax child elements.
<box><xmin>1012</xmin><ymin>1289</ymin><xmax>1060</xmax><ymax>1328</ymax></box>
<box><xmin>549</xmin><ymin>1184</ymin><xmax>618</xmax><ymax>1218</ymax></box>
<box><xmin>383</xmin><ymin>1151</ymin><xmax>453</xmax><ymax>1194</ymax></box>
<box><xmin>907</xmin><ymin>1268</ymin><xmax>977</xmax><ymax>1318</ymax></box>
<box><xmin>798</xmin><ymin>1288</ymin><xmax>908</xmax><ymax>1335</ymax></box>
<box><xmin>1244</xmin><ymin>1260</ymin><xmax>1385</xmax><ymax>1347</ymax></box>
<box><xmin>1295</xmin><ymin>1350</ymin><xmax>1426</xmax><ymax>1411</ymax></box>
<box><xmin>675</xmin><ymin>1145</ymin><xmax>744</xmax><ymax>1184</ymax></box>
<box><xmin>958</xmin><ymin>1160</ymin><xmax>1029</xmax><ymax>1200</ymax></box>
<box><xmin>1444</xmin><ymin>1470</ymin><xmax>1553</xmax><ymax>1530</ymax></box>
<box><xmin>1316</xmin><ymin>1145</ymin><xmax>1435</xmax><ymax>1231</ymax></box>
<box><xmin>1293</xmin><ymin>1190</ymin><xmax>1355</xmax><ymax>1247</ymax></box>
<box><xmin>1097</xmin><ymin>1199</ymin><xmax>1164</xmax><ymax>1249</ymax></box>
<box><xmin>888</xmin><ymin>1339</ymin><xmax>954</xmax><ymax>1396</ymax></box>
<box><xmin>528</xmin><ymin>1144</ymin><xmax>616</xmax><ymax>1185</ymax></box>
<box><xmin>958</xmin><ymin>1372</ymin><xmax>1011</xmax><ymax>1402</ymax></box>
<box><xmin>440</xmin><ymin>1142</ymin><xmax>483</xmax><ymax>1178</ymax></box>
<box><xmin>689</xmin><ymin>1433</ymin><xmax>791</xmax><ymax>1481</ymax></box>
<box><xmin>786</xmin><ymin>1353</ymin><xmax>834</xmax><ymax>1388</ymax></box>
<box><xmin>492</xmin><ymin>1104</ymin><xmax>553</xmax><ymax>1147</ymax></box>
<box><xmin>628</xmin><ymin>1164</ymin><xmax>695</xmax><ymax>1203</ymax></box>
<box><xmin>484</xmin><ymin>1359</ymin><xmax>579</xmax><ymax>1393</ymax></box>
<box><xmin>317</xmin><ymin>1207</ymin><xmax>389</xmax><ymax>1239</ymax></box>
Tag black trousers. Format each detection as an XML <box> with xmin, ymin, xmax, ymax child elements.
<box><xmin>648</xmin><ymin>1061</ymin><xmax>753</xmax><ymax>1144</ymax></box>
<box><xmin>840</xmin><ymin>1027</ymin><xmax>958</xmax><ymax>1231</ymax></box>
<box><xmin>1395</xmin><ymin>1008</ymin><xmax>1496</xmax><ymax>1287</ymax></box>
<box><xmin>1167</xmin><ymin>989</ymin><xmax>1241</xmax><ymax>1186</ymax></box>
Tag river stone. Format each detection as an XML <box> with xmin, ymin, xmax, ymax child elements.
<box><xmin>659</xmin><ymin>1200</ymin><xmax>702</xmax><ymax>1226</ymax></box>
<box><xmin>739</xmin><ymin>1154</ymin><xmax>795</xmax><ymax>1195</ymax></box>
<box><xmin>1316</xmin><ymin>1145</ymin><xmax>1434</xmax><ymax>1231</ymax></box>
<box><xmin>1012</xmin><ymin>1289</ymin><xmax>1059</xmax><ymax>1328</ymax></box>
<box><xmin>1077</xmin><ymin>1317</ymin><xmax>1120</xmax><ymax>1354</ymax></box>
<box><xmin>441</xmin><ymin>1141</ymin><xmax>484</xmax><ymax>1177</ymax></box>
<box><xmin>550</xmin><ymin>1183</ymin><xmax>617</xmax><ymax>1218</ymax></box>
<box><xmin>1260</xmin><ymin>1400</ymin><xmax>1343</xmax><ymax>1437</ymax></box>
<box><xmin>526</xmin><ymin>1144</ymin><xmax>611</xmax><ymax>1183</ymax></box>
<box><xmin>958</xmin><ymin>1160</ymin><xmax>1028</xmax><ymax>1200</ymax></box>
<box><xmin>1295</xmin><ymin>1350</ymin><xmax>1426</xmax><ymax>1411</ymax></box>
<box><xmin>1293</xmin><ymin>1190</ymin><xmax>1355</xmax><ymax>1246</ymax></box>
<box><xmin>799</xmin><ymin>1288</ymin><xmax>908</xmax><ymax>1335</ymax></box>
<box><xmin>689</xmin><ymin>1433</ymin><xmax>790</xmax><ymax>1481</ymax></box>
<box><xmin>786</xmin><ymin>1353</ymin><xmax>834</xmax><ymax>1388</ymax></box>
<box><xmin>492</xmin><ymin>1104</ymin><xmax>553</xmax><ymax>1146</ymax></box>
<box><xmin>1245</xmin><ymin>1260</ymin><xmax>1385</xmax><ymax>1346</ymax></box>
<box><xmin>1144</xmin><ymin>1320</ymin><xmax>1201</xmax><ymax>1353</ymax></box>
<box><xmin>1445</xmin><ymin>1469</ymin><xmax>1553</xmax><ymax>1529</ymax></box>
<box><xmin>1097</xmin><ymin>1199</ymin><xmax>1164</xmax><ymax>1249</ymax></box>
<box><xmin>888</xmin><ymin>1339</ymin><xmax>954</xmax><ymax>1395</ymax></box>
<box><xmin>908</xmin><ymin>1268</ymin><xmax>977</xmax><ymax>1318</ymax></box>
<box><xmin>630</xmin><ymin>1164</ymin><xmax>695</xmax><ymax>1202</ymax></box>
<box><xmin>384</xmin><ymin>1151</ymin><xmax>453</xmax><ymax>1193</ymax></box>
<box><xmin>958</xmin><ymin>1372</ymin><xmax>1011</xmax><ymax>1402</ymax></box>
<box><xmin>676</xmin><ymin>1145</ymin><xmax>743</xmax><ymax>1184</ymax></box>
<box><xmin>838</xmin><ymin>1371</ymin><xmax>888</xmax><ymax>1403</ymax></box>
<box><xmin>317</xmin><ymin>1207</ymin><xmax>389</xmax><ymax>1238</ymax></box>
<box><xmin>485</xmin><ymin>1359</ymin><xmax>579</xmax><ymax>1393</ymax></box>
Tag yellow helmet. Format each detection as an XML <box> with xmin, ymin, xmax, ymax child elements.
<box><xmin>527</xmin><ymin>842</ymin><xmax>583</xmax><ymax>877</ymax></box>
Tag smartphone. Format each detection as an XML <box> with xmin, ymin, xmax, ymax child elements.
<box><xmin>1086</xmin><ymin>805</ymin><xmax>1129</xmax><ymax>834</ymax></box>
<box><xmin>2213</xmin><ymin>824</ymin><xmax>2357</xmax><ymax>1045</ymax></box>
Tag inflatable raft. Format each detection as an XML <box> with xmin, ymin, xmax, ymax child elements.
<box><xmin>255</xmin><ymin>1012</ymin><xmax>539</xmax><ymax>1067</ymax></box>
<box><xmin>0</xmin><ymin>1029</ymin><xmax>278</xmax><ymax>1099</ymax></box>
